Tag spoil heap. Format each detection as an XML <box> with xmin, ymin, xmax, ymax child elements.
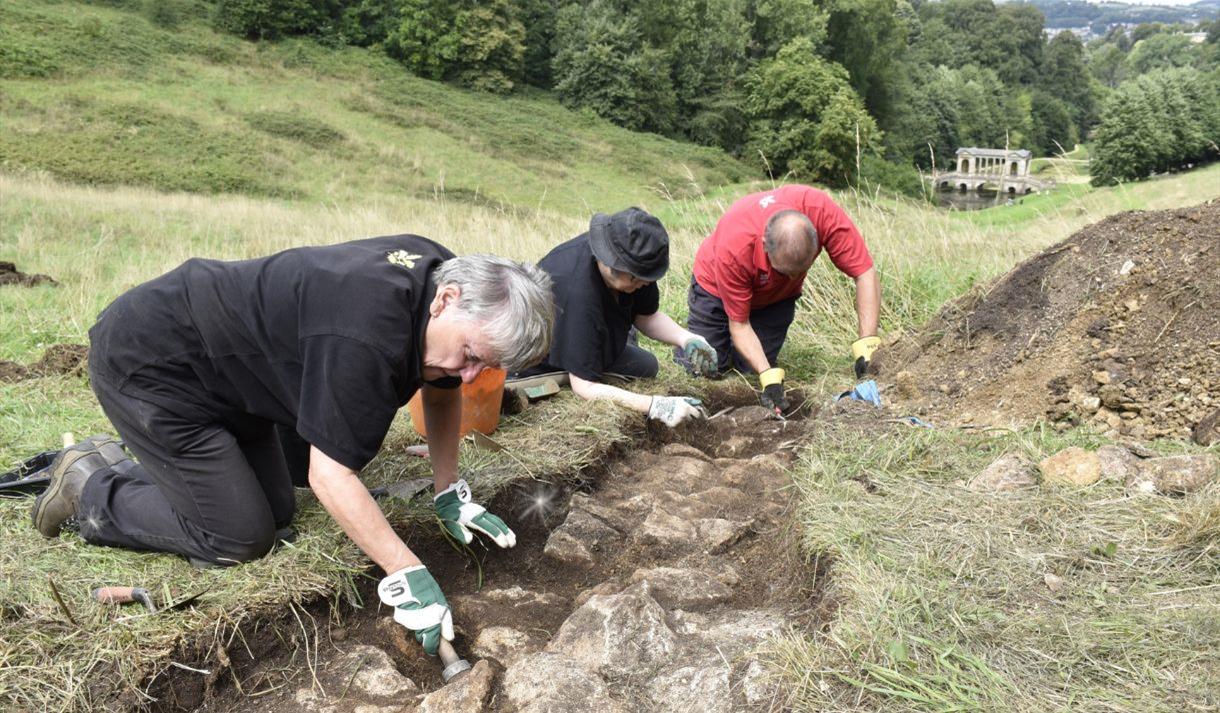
<box><xmin>879</xmin><ymin>200</ymin><xmax>1219</xmax><ymax>441</ymax></box>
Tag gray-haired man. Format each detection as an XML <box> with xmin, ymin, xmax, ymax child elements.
<box><xmin>31</xmin><ymin>235</ymin><xmax>554</xmax><ymax>657</ymax></box>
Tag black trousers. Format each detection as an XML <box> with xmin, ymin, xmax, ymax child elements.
<box><xmin>78</xmin><ymin>361</ymin><xmax>296</xmax><ymax>565</ymax></box>
<box><xmin>510</xmin><ymin>329</ymin><xmax>659</xmax><ymax>382</ymax></box>
<box><xmin>677</xmin><ymin>277</ymin><xmax>797</xmax><ymax>374</ymax></box>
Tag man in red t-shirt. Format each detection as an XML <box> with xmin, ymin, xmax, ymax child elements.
<box><xmin>679</xmin><ymin>185</ymin><xmax>882</xmax><ymax>413</ymax></box>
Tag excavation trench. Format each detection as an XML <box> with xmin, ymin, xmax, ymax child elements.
<box><xmin>181</xmin><ymin>388</ymin><xmax>825</xmax><ymax>712</ymax></box>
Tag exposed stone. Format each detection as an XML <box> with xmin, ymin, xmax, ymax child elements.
<box><xmin>338</xmin><ymin>644</ymin><xmax>420</xmax><ymax>700</ymax></box>
<box><xmin>634</xmin><ymin>505</ymin><xmax>697</xmax><ymax>547</ymax></box>
<box><xmin>451</xmin><ymin>586</ymin><xmax>565</xmax><ymax>625</ymax></box>
<box><xmin>660</xmin><ymin>442</ymin><xmax>712</xmax><ymax>462</ymax></box>
<box><xmin>501</xmin><ymin>652</ymin><xmax>624</xmax><ymax>713</ymax></box>
<box><xmin>1079</xmin><ymin>395</ymin><xmax>1102</xmax><ymax>414</ymax></box>
<box><xmin>669</xmin><ymin>609</ymin><xmax>785</xmax><ymax>657</ymax></box>
<box><xmin>739</xmin><ymin>659</ymin><xmax>780</xmax><ymax>705</ymax></box>
<box><xmin>646</xmin><ymin>659</ymin><xmax>732</xmax><ymax>713</ymax></box>
<box><xmin>630</xmin><ymin>567</ymin><xmax>734</xmax><ymax>609</ymax></box>
<box><xmin>716</xmin><ymin>435</ymin><xmax>754</xmax><ymax>458</ymax></box>
<box><xmin>572</xmin><ymin>580</ymin><xmax>623</xmax><ymax>609</ymax></box>
<box><xmin>1092</xmin><ymin>370</ymin><xmax>1111</xmax><ymax>385</ymax></box>
<box><xmin>1098</xmin><ymin>384</ymin><xmax>1124</xmax><ymax>410</ymax></box>
<box><xmin>1097</xmin><ymin>445</ymin><xmax>1141</xmax><ymax>482</ymax></box>
<box><xmin>1194</xmin><ymin>408</ymin><xmax>1220</xmax><ymax>446</ymax></box>
<box><xmin>697</xmin><ymin>517</ymin><xmax>752</xmax><ymax>553</ymax></box>
<box><xmin>728</xmin><ymin>405</ymin><xmax>777</xmax><ymax>425</ymax></box>
<box><xmin>471</xmin><ymin>626</ymin><xmax>538</xmax><ymax>667</ymax></box>
<box><xmin>968</xmin><ymin>452</ymin><xmax>1037</xmax><ymax>492</ymax></box>
<box><xmin>546</xmin><ymin>585</ymin><xmax>678</xmax><ymax>676</ymax></box>
<box><xmin>417</xmin><ymin>660</ymin><xmax>494</xmax><ymax>713</ymax></box>
<box><xmin>1126</xmin><ymin>454</ymin><xmax>1218</xmax><ymax>495</ymax></box>
<box><xmin>1039</xmin><ymin>447</ymin><xmax>1101</xmax><ymax>487</ymax></box>
<box><xmin>543</xmin><ymin>499</ymin><xmax>621</xmax><ymax>567</ymax></box>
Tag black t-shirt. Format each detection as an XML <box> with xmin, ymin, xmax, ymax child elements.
<box><xmin>523</xmin><ymin>234</ymin><xmax>660</xmax><ymax>381</ymax></box>
<box><xmin>88</xmin><ymin>235</ymin><xmax>460</xmax><ymax>472</ymax></box>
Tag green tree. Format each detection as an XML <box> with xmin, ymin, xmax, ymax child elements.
<box><xmin>822</xmin><ymin>0</ymin><xmax>909</xmax><ymax>129</ymax></box>
<box><xmin>551</xmin><ymin>0</ymin><xmax>678</xmax><ymax>133</ymax></box>
<box><xmin>1128</xmin><ymin>32</ymin><xmax>1195</xmax><ymax>75</ymax></box>
<box><xmin>1090</xmin><ymin>79</ymin><xmax>1167</xmax><ymax>184</ymax></box>
<box><xmin>385</xmin><ymin>0</ymin><xmax>525</xmax><ymax>92</ymax></box>
<box><xmin>746</xmin><ymin>0</ymin><xmax>829</xmax><ymax>58</ymax></box>
<box><xmin>518</xmin><ymin>0</ymin><xmax>558</xmax><ymax>88</ymax></box>
<box><xmin>1089</xmin><ymin>43</ymin><xmax>1128</xmax><ymax>89</ymax></box>
<box><xmin>743</xmin><ymin>37</ymin><xmax>879</xmax><ymax>184</ymax></box>
<box><xmin>1027</xmin><ymin>89</ymin><xmax>1078</xmax><ymax>155</ymax></box>
<box><xmin>214</xmin><ymin>0</ymin><xmax>339</xmax><ymax>39</ymax></box>
<box><xmin>1041</xmin><ymin>31</ymin><xmax>1095</xmax><ymax>133</ymax></box>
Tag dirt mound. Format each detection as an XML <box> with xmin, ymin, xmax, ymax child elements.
<box><xmin>0</xmin><ymin>344</ymin><xmax>88</xmax><ymax>383</ymax></box>
<box><xmin>879</xmin><ymin>200</ymin><xmax>1219</xmax><ymax>441</ymax></box>
<box><xmin>0</xmin><ymin>261</ymin><xmax>56</xmax><ymax>287</ymax></box>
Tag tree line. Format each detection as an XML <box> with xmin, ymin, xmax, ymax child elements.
<box><xmin>211</xmin><ymin>0</ymin><xmax>1219</xmax><ymax>193</ymax></box>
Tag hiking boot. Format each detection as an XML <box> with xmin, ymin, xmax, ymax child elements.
<box><xmin>89</xmin><ymin>435</ymin><xmax>135</xmax><ymax>472</ymax></box>
<box><xmin>30</xmin><ymin>441</ymin><xmax>110</xmax><ymax>538</ymax></box>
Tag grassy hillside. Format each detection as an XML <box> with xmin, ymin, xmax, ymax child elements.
<box><xmin>0</xmin><ymin>0</ymin><xmax>748</xmax><ymax>213</ymax></box>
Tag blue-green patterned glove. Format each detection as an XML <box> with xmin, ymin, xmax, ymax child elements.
<box><xmin>377</xmin><ymin>565</ymin><xmax>453</xmax><ymax>656</ymax></box>
<box><xmin>682</xmin><ymin>336</ymin><xmax>718</xmax><ymax>376</ymax></box>
<box><xmin>434</xmin><ymin>479</ymin><xmax>517</xmax><ymax>548</ymax></box>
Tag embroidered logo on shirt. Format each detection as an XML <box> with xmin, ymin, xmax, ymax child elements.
<box><xmin>759</xmin><ymin>195</ymin><xmax>776</xmax><ymax>208</ymax></box>
<box><xmin>386</xmin><ymin>250</ymin><xmax>423</xmax><ymax>269</ymax></box>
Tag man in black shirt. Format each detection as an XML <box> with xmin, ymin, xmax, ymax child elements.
<box><xmin>514</xmin><ymin>208</ymin><xmax>716</xmax><ymax>426</ymax></box>
<box><xmin>31</xmin><ymin>236</ymin><xmax>554</xmax><ymax>657</ymax></box>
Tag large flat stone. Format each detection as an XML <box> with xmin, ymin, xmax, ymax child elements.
<box><xmin>630</xmin><ymin>567</ymin><xmax>734</xmax><ymax>610</ymax></box>
<box><xmin>546</xmin><ymin>585</ymin><xmax>678</xmax><ymax>676</ymax></box>
<box><xmin>471</xmin><ymin>626</ymin><xmax>539</xmax><ymax>668</ymax></box>
<box><xmin>646</xmin><ymin>658</ymin><xmax>733</xmax><ymax>713</ymax></box>
<box><xmin>543</xmin><ymin>498</ymin><xmax>622</xmax><ymax>567</ymax></box>
<box><xmin>501</xmin><ymin>652</ymin><xmax>625</xmax><ymax>713</ymax></box>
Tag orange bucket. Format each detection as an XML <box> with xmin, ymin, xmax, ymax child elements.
<box><xmin>407</xmin><ymin>368</ymin><xmax>505</xmax><ymax>438</ymax></box>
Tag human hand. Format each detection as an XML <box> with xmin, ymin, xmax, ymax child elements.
<box><xmin>758</xmin><ymin>367</ymin><xmax>788</xmax><ymax>413</ymax></box>
<box><xmin>851</xmin><ymin>336</ymin><xmax>881</xmax><ymax>380</ymax></box>
<box><xmin>648</xmin><ymin>396</ymin><xmax>708</xmax><ymax>427</ymax></box>
<box><xmin>434</xmin><ymin>479</ymin><xmax>517</xmax><ymax>548</ymax></box>
<box><xmin>378</xmin><ymin>565</ymin><xmax>453</xmax><ymax>656</ymax></box>
<box><xmin>682</xmin><ymin>335</ymin><xmax>718</xmax><ymax>376</ymax></box>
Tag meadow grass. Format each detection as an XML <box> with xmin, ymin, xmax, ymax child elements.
<box><xmin>767</xmin><ymin>422</ymin><xmax>1219</xmax><ymax>711</ymax></box>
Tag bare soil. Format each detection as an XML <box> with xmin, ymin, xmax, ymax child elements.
<box><xmin>0</xmin><ymin>261</ymin><xmax>56</xmax><ymax>287</ymax></box>
<box><xmin>165</xmin><ymin>387</ymin><xmax>828</xmax><ymax>712</ymax></box>
<box><xmin>0</xmin><ymin>344</ymin><xmax>88</xmax><ymax>383</ymax></box>
<box><xmin>878</xmin><ymin>200</ymin><xmax>1219</xmax><ymax>441</ymax></box>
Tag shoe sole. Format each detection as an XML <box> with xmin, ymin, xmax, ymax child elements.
<box><xmin>31</xmin><ymin>444</ymin><xmax>100</xmax><ymax>537</ymax></box>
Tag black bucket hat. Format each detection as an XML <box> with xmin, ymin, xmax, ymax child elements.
<box><xmin>588</xmin><ymin>207</ymin><xmax>670</xmax><ymax>282</ymax></box>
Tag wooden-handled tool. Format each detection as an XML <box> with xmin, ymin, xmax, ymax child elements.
<box><xmin>92</xmin><ymin>586</ymin><xmax>157</xmax><ymax>612</ymax></box>
<box><xmin>437</xmin><ymin>639</ymin><xmax>471</xmax><ymax>682</ymax></box>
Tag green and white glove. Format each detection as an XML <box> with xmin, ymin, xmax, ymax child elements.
<box><xmin>682</xmin><ymin>335</ymin><xmax>718</xmax><ymax>376</ymax></box>
<box><xmin>434</xmin><ymin>479</ymin><xmax>517</xmax><ymax>548</ymax></box>
<box><xmin>648</xmin><ymin>396</ymin><xmax>708</xmax><ymax>427</ymax></box>
<box><xmin>378</xmin><ymin>565</ymin><xmax>453</xmax><ymax>656</ymax></box>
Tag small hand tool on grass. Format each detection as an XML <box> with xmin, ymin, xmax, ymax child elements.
<box><xmin>92</xmin><ymin>586</ymin><xmax>205</xmax><ymax>615</ymax></box>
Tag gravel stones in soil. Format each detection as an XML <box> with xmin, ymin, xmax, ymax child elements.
<box><xmin>879</xmin><ymin>200</ymin><xmax>1220</xmax><ymax>441</ymax></box>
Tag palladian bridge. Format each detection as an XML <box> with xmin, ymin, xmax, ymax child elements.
<box><xmin>933</xmin><ymin>147</ymin><xmax>1053</xmax><ymax>195</ymax></box>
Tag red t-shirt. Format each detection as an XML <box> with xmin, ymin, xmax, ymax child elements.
<box><xmin>692</xmin><ymin>185</ymin><xmax>873</xmax><ymax>322</ymax></box>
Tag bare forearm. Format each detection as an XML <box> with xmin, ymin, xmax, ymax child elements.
<box><xmin>308</xmin><ymin>447</ymin><xmax>420</xmax><ymax>574</ymax></box>
<box><xmin>570</xmin><ymin>373</ymin><xmax>653</xmax><ymax>413</ymax></box>
<box><xmin>634</xmin><ymin>311</ymin><xmax>694</xmax><ymax>348</ymax></box>
<box><xmin>854</xmin><ymin>267</ymin><xmax>881</xmax><ymax>338</ymax></box>
<box><xmin>728</xmin><ymin>320</ymin><xmax>771</xmax><ymax>373</ymax></box>
<box><xmin>421</xmin><ymin>384</ymin><xmax>461</xmax><ymax>493</ymax></box>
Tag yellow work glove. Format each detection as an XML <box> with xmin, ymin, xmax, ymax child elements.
<box><xmin>759</xmin><ymin>367</ymin><xmax>788</xmax><ymax>413</ymax></box>
<box><xmin>851</xmin><ymin>336</ymin><xmax>881</xmax><ymax>380</ymax></box>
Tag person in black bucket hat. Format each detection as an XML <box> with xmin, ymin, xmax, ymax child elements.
<box><xmin>510</xmin><ymin>207</ymin><xmax>716</xmax><ymax>427</ymax></box>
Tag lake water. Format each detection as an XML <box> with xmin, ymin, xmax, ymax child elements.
<box><xmin>934</xmin><ymin>189</ymin><xmax>1016</xmax><ymax>211</ymax></box>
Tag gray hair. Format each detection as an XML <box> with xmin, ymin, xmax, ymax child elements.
<box><xmin>433</xmin><ymin>254</ymin><xmax>555</xmax><ymax>372</ymax></box>
<box><xmin>763</xmin><ymin>210</ymin><xmax>818</xmax><ymax>257</ymax></box>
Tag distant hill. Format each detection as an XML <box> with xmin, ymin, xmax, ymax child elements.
<box><xmin>1023</xmin><ymin>0</ymin><xmax>1218</xmax><ymax>29</ymax></box>
<box><xmin>0</xmin><ymin>0</ymin><xmax>751</xmax><ymax>216</ymax></box>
